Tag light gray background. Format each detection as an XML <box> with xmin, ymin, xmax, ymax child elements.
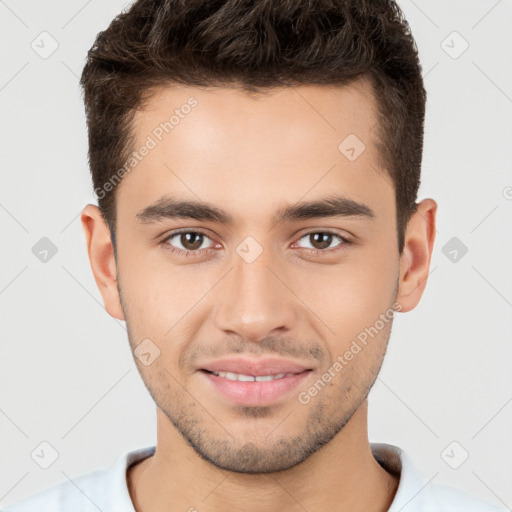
<box><xmin>1</xmin><ymin>0</ymin><xmax>511</xmax><ymax>509</ymax></box>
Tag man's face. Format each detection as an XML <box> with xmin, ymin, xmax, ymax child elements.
<box><xmin>114</xmin><ymin>79</ymin><xmax>402</xmax><ymax>472</ymax></box>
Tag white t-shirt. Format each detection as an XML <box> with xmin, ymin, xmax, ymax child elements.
<box><xmin>2</xmin><ymin>443</ymin><xmax>507</xmax><ymax>512</ymax></box>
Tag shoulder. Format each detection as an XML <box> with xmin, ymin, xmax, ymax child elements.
<box><xmin>372</xmin><ymin>443</ymin><xmax>507</xmax><ymax>512</ymax></box>
<box><xmin>1</xmin><ymin>468</ymin><xmax>111</xmax><ymax>512</ymax></box>
<box><xmin>424</xmin><ymin>480</ymin><xmax>508</xmax><ymax>512</ymax></box>
<box><xmin>1</xmin><ymin>446</ymin><xmax>156</xmax><ymax>512</ymax></box>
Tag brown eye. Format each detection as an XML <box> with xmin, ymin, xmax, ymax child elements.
<box><xmin>295</xmin><ymin>231</ymin><xmax>348</xmax><ymax>253</ymax></box>
<box><xmin>163</xmin><ymin>230</ymin><xmax>214</xmax><ymax>254</ymax></box>
<box><xmin>178</xmin><ymin>232</ymin><xmax>204</xmax><ymax>251</ymax></box>
<box><xmin>309</xmin><ymin>233</ymin><xmax>334</xmax><ymax>250</ymax></box>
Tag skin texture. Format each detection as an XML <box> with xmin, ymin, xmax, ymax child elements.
<box><xmin>81</xmin><ymin>77</ymin><xmax>437</xmax><ymax>512</ymax></box>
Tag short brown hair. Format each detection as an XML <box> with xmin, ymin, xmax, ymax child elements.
<box><xmin>80</xmin><ymin>0</ymin><xmax>425</xmax><ymax>254</ymax></box>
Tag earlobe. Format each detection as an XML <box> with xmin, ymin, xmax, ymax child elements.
<box><xmin>396</xmin><ymin>198</ymin><xmax>437</xmax><ymax>312</ymax></box>
<box><xmin>80</xmin><ymin>204</ymin><xmax>125</xmax><ymax>321</ymax></box>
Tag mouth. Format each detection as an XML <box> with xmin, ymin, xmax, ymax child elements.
<box><xmin>203</xmin><ymin>370</ymin><xmax>300</xmax><ymax>382</ymax></box>
<box><xmin>197</xmin><ymin>358</ymin><xmax>314</xmax><ymax>407</ymax></box>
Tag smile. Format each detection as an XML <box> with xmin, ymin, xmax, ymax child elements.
<box><xmin>208</xmin><ymin>371</ymin><xmax>297</xmax><ymax>382</ymax></box>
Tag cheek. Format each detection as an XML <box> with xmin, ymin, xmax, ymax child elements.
<box><xmin>118</xmin><ymin>229</ymin><xmax>398</xmax><ymax>352</ymax></box>
<box><xmin>291</xmin><ymin>249</ymin><xmax>398</xmax><ymax>358</ymax></box>
<box><xmin>118</xmin><ymin>252</ymin><xmax>218</xmax><ymax>351</ymax></box>
<box><xmin>298</xmin><ymin>254</ymin><xmax>396</xmax><ymax>318</ymax></box>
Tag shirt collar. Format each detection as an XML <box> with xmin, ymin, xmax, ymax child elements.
<box><xmin>115</xmin><ymin>443</ymin><xmax>435</xmax><ymax>511</ymax></box>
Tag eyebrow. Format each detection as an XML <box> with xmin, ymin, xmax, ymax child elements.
<box><xmin>136</xmin><ymin>194</ymin><xmax>375</xmax><ymax>226</ymax></box>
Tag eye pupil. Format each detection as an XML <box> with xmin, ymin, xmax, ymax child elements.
<box><xmin>182</xmin><ymin>232</ymin><xmax>203</xmax><ymax>250</ymax></box>
<box><xmin>166</xmin><ymin>230</ymin><xmax>344</xmax><ymax>257</ymax></box>
<box><xmin>311</xmin><ymin>233</ymin><xmax>332</xmax><ymax>250</ymax></box>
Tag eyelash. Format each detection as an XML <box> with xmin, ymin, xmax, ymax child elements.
<box><xmin>160</xmin><ymin>228</ymin><xmax>352</xmax><ymax>258</ymax></box>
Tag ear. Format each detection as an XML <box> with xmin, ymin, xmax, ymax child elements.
<box><xmin>396</xmin><ymin>198</ymin><xmax>437</xmax><ymax>312</ymax></box>
<box><xmin>81</xmin><ymin>204</ymin><xmax>125</xmax><ymax>321</ymax></box>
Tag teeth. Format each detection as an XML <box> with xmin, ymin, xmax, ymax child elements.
<box><xmin>212</xmin><ymin>371</ymin><xmax>292</xmax><ymax>382</ymax></box>
<box><xmin>232</xmin><ymin>372</ymin><xmax>254</xmax><ymax>382</ymax></box>
<box><xmin>255</xmin><ymin>373</ymin><xmax>286</xmax><ymax>382</ymax></box>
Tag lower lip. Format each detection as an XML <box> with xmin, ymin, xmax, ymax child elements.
<box><xmin>199</xmin><ymin>370</ymin><xmax>312</xmax><ymax>407</ymax></box>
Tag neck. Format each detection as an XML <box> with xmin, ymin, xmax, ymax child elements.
<box><xmin>128</xmin><ymin>399</ymin><xmax>399</xmax><ymax>512</ymax></box>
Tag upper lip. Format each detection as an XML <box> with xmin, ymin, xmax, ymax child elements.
<box><xmin>200</xmin><ymin>357</ymin><xmax>312</xmax><ymax>376</ymax></box>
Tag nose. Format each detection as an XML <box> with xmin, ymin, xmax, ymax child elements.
<box><xmin>213</xmin><ymin>244</ymin><xmax>298</xmax><ymax>344</ymax></box>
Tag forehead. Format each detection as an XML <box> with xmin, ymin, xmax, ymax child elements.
<box><xmin>118</xmin><ymin>79</ymin><xmax>394</xmax><ymax>227</ymax></box>
<box><xmin>133</xmin><ymin>78</ymin><xmax>380</xmax><ymax>149</ymax></box>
